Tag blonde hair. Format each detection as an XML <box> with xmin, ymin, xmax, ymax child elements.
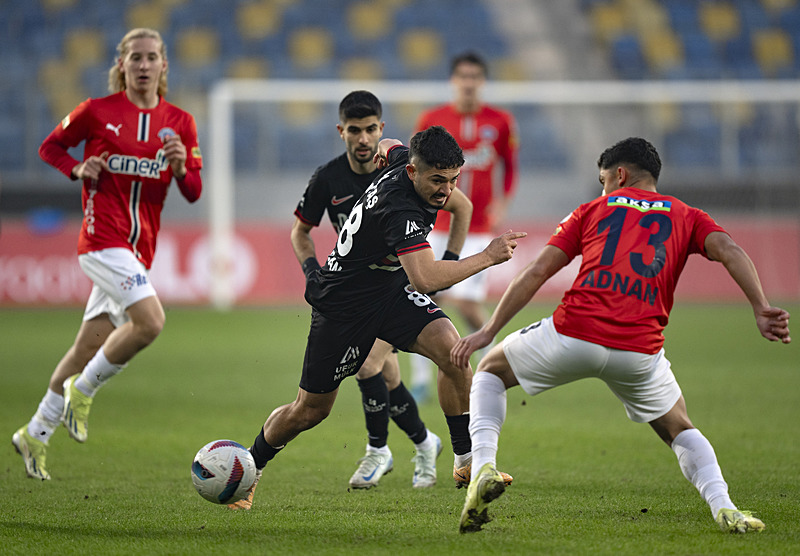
<box><xmin>108</xmin><ymin>28</ymin><xmax>168</xmax><ymax>97</ymax></box>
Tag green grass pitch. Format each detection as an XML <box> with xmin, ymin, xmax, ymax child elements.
<box><xmin>1</xmin><ymin>303</ymin><xmax>798</xmax><ymax>555</ymax></box>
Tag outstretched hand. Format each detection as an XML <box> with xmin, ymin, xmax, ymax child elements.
<box><xmin>484</xmin><ymin>230</ymin><xmax>527</xmax><ymax>265</ymax></box>
<box><xmin>451</xmin><ymin>329</ymin><xmax>494</xmax><ymax>369</ymax></box>
<box><xmin>756</xmin><ymin>306</ymin><xmax>791</xmax><ymax>343</ymax></box>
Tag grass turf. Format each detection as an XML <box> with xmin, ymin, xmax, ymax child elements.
<box><xmin>1</xmin><ymin>304</ymin><xmax>798</xmax><ymax>555</ymax></box>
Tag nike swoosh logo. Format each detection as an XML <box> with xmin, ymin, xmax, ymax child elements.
<box><xmin>362</xmin><ymin>469</ymin><xmax>379</xmax><ymax>481</ymax></box>
<box><xmin>331</xmin><ymin>195</ymin><xmax>354</xmax><ymax>206</ymax></box>
<box><xmin>427</xmin><ymin>307</ymin><xmax>442</xmax><ymax>314</ymax></box>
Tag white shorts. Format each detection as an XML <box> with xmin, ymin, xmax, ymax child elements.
<box><xmin>78</xmin><ymin>248</ymin><xmax>156</xmax><ymax>328</ymax></box>
<box><xmin>502</xmin><ymin>317</ymin><xmax>682</xmax><ymax>423</ymax></box>
<box><xmin>427</xmin><ymin>231</ymin><xmax>491</xmax><ymax>302</ymax></box>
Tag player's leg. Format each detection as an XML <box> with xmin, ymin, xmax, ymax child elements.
<box><xmin>379</xmin><ymin>348</ymin><xmax>442</xmax><ymax>487</ymax></box>
<box><xmin>351</xmin><ymin>340</ymin><xmax>394</xmax><ymax>488</ymax></box>
<box><xmin>14</xmin><ymin>313</ymin><xmax>115</xmax><ymax>473</ymax></box>
<box><xmin>228</xmin><ymin>387</ymin><xmax>339</xmax><ymax>509</ymax></box>
<box><xmin>408</xmin><ymin>318</ymin><xmax>472</xmax><ymax>472</ymax></box>
<box><xmin>61</xmin><ymin>294</ymin><xmax>164</xmax><ymax>443</ymax></box>
<box><xmin>650</xmin><ymin>398</ymin><xmax>765</xmax><ymax>533</ymax></box>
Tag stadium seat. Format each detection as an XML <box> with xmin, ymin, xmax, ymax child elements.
<box><xmin>664</xmin><ymin>0</ymin><xmax>701</xmax><ymax>35</ymax></box>
<box><xmin>126</xmin><ymin>2</ymin><xmax>170</xmax><ymax>32</ymax></box>
<box><xmin>681</xmin><ymin>33</ymin><xmax>724</xmax><ymax>78</ymax></box>
<box><xmin>752</xmin><ymin>28</ymin><xmax>794</xmax><ymax>76</ymax></box>
<box><xmin>641</xmin><ymin>28</ymin><xmax>684</xmax><ymax>75</ymax></box>
<box><xmin>63</xmin><ymin>28</ymin><xmax>108</xmax><ymax>68</ymax></box>
<box><xmin>339</xmin><ymin>56</ymin><xmax>384</xmax><ymax>80</ymax></box>
<box><xmin>288</xmin><ymin>27</ymin><xmax>335</xmax><ymax>74</ymax></box>
<box><xmin>346</xmin><ymin>2</ymin><xmax>394</xmax><ymax>41</ymax></box>
<box><xmin>589</xmin><ymin>1</ymin><xmax>628</xmax><ymax>42</ymax></box>
<box><xmin>175</xmin><ymin>27</ymin><xmax>221</xmax><ymax>67</ymax></box>
<box><xmin>227</xmin><ymin>56</ymin><xmax>269</xmax><ymax>79</ymax></box>
<box><xmin>41</xmin><ymin>0</ymin><xmax>78</xmax><ymax>11</ymax></box>
<box><xmin>609</xmin><ymin>35</ymin><xmax>648</xmax><ymax>78</ymax></box>
<box><xmin>396</xmin><ymin>28</ymin><xmax>445</xmax><ymax>77</ymax></box>
<box><xmin>236</xmin><ymin>1</ymin><xmax>282</xmax><ymax>41</ymax></box>
<box><xmin>699</xmin><ymin>2</ymin><xmax>741</xmax><ymax>42</ymax></box>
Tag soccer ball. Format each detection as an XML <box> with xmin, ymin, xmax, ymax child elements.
<box><xmin>191</xmin><ymin>439</ymin><xmax>257</xmax><ymax>504</ymax></box>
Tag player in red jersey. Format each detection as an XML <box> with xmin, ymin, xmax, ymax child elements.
<box><xmin>410</xmin><ymin>51</ymin><xmax>519</xmax><ymax>401</ymax></box>
<box><xmin>12</xmin><ymin>28</ymin><xmax>203</xmax><ymax>481</ymax></box>
<box><xmin>453</xmin><ymin>137</ymin><xmax>791</xmax><ymax>534</ymax></box>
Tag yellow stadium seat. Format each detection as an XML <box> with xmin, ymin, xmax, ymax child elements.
<box><xmin>346</xmin><ymin>2</ymin><xmax>393</xmax><ymax>41</ymax></box>
<box><xmin>280</xmin><ymin>101</ymin><xmax>325</xmax><ymax>127</ymax></box>
<box><xmin>752</xmin><ymin>28</ymin><xmax>794</xmax><ymax>75</ymax></box>
<box><xmin>41</xmin><ymin>0</ymin><xmax>77</xmax><ymax>11</ymax></box>
<box><xmin>227</xmin><ymin>57</ymin><xmax>270</xmax><ymax>79</ymax></box>
<box><xmin>590</xmin><ymin>2</ymin><xmax>628</xmax><ymax>42</ymax></box>
<box><xmin>622</xmin><ymin>0</ymin><xmax>670</xmax><ymax>37</ymax></box>
<box><xmin>126</xmin><ymin>2</ymin><xmax>170</xmax><ymax>31</ymax></box>
<box><xmin>761</xmin><ymin>0</ymin><xmax>797</xmax><ymax>14</ymax></box>
<box><xmin>493</xmin><ymin>57</ymin><xmax>529</xmax><ymax>81</ymax></box>
<box><xmin>175</xmin><ymin>27</ymin><xmax>221</xmax><ymax>67</ymax></box>
<box><xmin>63</xmin><ymin>28</ymin><xmax>107</xmax><ymax>68</ymax></box>
<box><xmin>237</xmin><ymin>1</ymin><xmax>282</xmax><ymax>41</ymax></box>
<box><xmin>339</xmin><ymin>57</ymin><xmax>383</xmax><ymax>80</ymax></box>
<box><xmin>699</xmin><ymin>3</ymin><xmax>741</xmax><ymax>42</ymax></box>
<box><xmin>288</xmin><ymin>27</ymin><xmax>334</xmax><ymax>71</ymax></box>
<box><xmin>642</xmin><ymin>29</ymin><xmax>684</xmax><ymax>73</ymax></box>
<box><xmin>39</xmin><ymin>58</ymin><xmax>87</xmax><ymax>120</ymax></box>
<box><xmin>397</xmin><ymin>28</ymin><xmax>444</xmax><ymax>74</ymax></box>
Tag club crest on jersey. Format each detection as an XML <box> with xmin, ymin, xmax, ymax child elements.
<box><xmin>157</xmin><ymin>127</ymin><xmax>176</xmax><ymax>143</ymax></box>
<box><xmin>607</xmin><ymin>196</ymin><xmax>672</xmax><ymax>212</ymax></box>
<box><xmin>107</xmin><ymin>150</ymin><xmax>169</xmax><ymax>179</ymax></box>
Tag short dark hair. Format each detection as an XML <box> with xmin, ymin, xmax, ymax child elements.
<box><xmin>339</xmin><ymin>90</ymin><xmax>382</xmax><ymax>122</ymax></box>
<box><xmin>597</xmin><ymin>137</ymin><xmax>662</xmax><ymax>181</ymax></box>
<box><xmin>410</xmin><ymin>125</ymin><xmax>465</xmax><ymax>170</ymax></box>
<box><xmin>450</xmin><ymin>51</ymin><xmax>488</xmax><ymax>78</ymax></box>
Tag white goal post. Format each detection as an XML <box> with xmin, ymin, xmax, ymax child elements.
<box><xmin>207</xmin><ymin>79</ymin><xmax>800</xmax><ymax>309</ymax></box>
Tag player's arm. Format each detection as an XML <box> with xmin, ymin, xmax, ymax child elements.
<box><xmin>451</xmin><ymin>245</ymin><xmax>569</xmax><ymax>369</ymax></box>
<box><xmin>704</xmin><ymin>231</ymin><xmax>791</xmax><ymax>343</ymax></box>
<box><xmin>399</xmin><ymin>230</ymin><xmax>526</xmax><ymax>295</ymax></box>
<box><xmin>290</xmin><ymin>218</ymin><xmax>321</xmax><ymax>279</ymax></box>
<box><xmin>440</xmin><ymin>187</ymin><xmax>472</xmax><ymax>257</ymax></box>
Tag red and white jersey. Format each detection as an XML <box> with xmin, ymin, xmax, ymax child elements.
<box><xmin>416</xmin><ymin>104</ymin><xmax>518</xmax><ymax>233</ymax></box>
<box><xmin>547</xmin><ymin>187</ymin><xmax>727</xmax><ymax>354</ymax></box>
<box><xmin>39</xmin><ymin>91</ymin><xmax>203</xmax><ymax>269</ymax></box>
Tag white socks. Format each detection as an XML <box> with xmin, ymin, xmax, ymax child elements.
<box><xmin>74</xmin><ymin>348</ymin><xmax>124</xmax><ymax>397</ymax></box>
<box><xmin>468</xmin><ymin>371</ymin><xmax>507</xmax><ymax>473</ymax></box>
<box><xmin>414</xmin><ymin>429</ymin><xmax>437</xmax><ymax>452</ymax></box>
<box><xmin>671</xmin><ymin>428</ymin><xmax>735</xmax><ymax>517</ymax></box>
<box><xmin>28</xmin><ymin>388</ymin><xmax>64</xmax><ymax>444</ymax></box>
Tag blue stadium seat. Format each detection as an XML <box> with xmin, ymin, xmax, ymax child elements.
<box><xmin>609</xmin><ymin>35</ymin><xmax>648</xmax><ymax>79</ymax></box>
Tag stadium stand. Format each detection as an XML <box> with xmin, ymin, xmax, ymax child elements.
<box><xmin>1</xmin><ymin>0</ymin><xmax>798</xmax><ymax>212</ymax></box>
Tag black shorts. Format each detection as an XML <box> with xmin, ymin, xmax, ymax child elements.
<box><xmin>300</xmin><ymin>284</ymin><xmax>448</xmax><ymax>394</ymax></box>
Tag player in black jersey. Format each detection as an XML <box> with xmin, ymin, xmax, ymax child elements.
<box><xmin>236</xmin><ymin>126</ymin><xmax>525</xmax><ymax>508</ymax></box>
<box><xmin>291</xmin><ymin>92</ymin><xmax>471</xmax><ymax>490</ymax></box>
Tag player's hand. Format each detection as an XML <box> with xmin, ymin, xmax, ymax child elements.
<box><xmin>451</xmin><ymin>329</ymin><xmax>494</xmax><ymax>369</ymax></box>
<box><xmin>162</xmin><ymin>135</ymin><xmax>187</xmax><ymax>178</ymax></box>
<box><xmin>373</xmin><ymin>138</ymin><xmax>403</xmax><ymax>169</ymax></box>
<box><xmin>756</xmin><ymin>306</ymin><xmax>791</xmax><ymax>343</ymax></box>
<box><xmin>484</xmin><ymin>230</ymin><xmax>527</xmax><ymax>264</ymax></box>
<box><xmin>73</xmin><ymin>151</ymin><xmax>109</xmax><ymax>182</ymax></box>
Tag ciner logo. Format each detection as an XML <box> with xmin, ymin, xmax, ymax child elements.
<box><xmin>107</xmin><ymin>150</ymin><xmax>169</xmax><ymax>179</ymax></box>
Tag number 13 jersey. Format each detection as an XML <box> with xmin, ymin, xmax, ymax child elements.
<box><xmin>548</xmin><ymin>187</ymin><xmax>726</xmax><ymax>354</ymax></box>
